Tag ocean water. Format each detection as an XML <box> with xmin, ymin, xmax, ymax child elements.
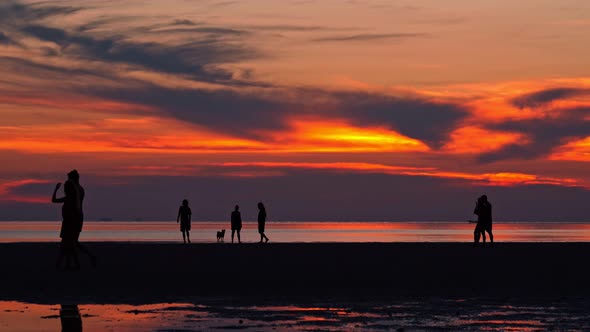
<box><xmin>0</xmin><ymin>221</ymin><xmax>589</xmax><ymax>242</ymax></box>
<box><xmin>1</xmin><ymin>298</ymin><xmax>589</xmax><ymax>331</ymax></box>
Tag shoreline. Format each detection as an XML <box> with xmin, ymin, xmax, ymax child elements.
<box><xmin>2</xmin><ymin>242</ymin><xmax>589</xmax><ymax>303</ymax></box>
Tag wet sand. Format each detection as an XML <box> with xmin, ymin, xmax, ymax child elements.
<box><xmin>1</xmin><ymin>242</ymin><xmax>589</xmax><ymax>303</ymax></box>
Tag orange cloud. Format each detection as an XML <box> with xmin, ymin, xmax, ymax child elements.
<box><xmin>0</xmin><ymin>94</ymin><xmax>154</xmax><ymax>114</ymax></box>
<box><xmin>264</xmin><ymin>118</ymin><xmax>431</xmax><ymax>153</ymax></box>
<box><xmin>218</xmin><ymin>162</ymin><xmax>586</xmax><ymax>188</ymax></box>
<box><xmin>443</xmin><ymin>126</ymin><xmax>528</xmax><ymax>154</ymax></box>
<box><xmin>550</xmin><ymin>137</ymin><xmax>590</xmax><ymax>162</ymax></box>
<box><xmin>0</xmin><ymin>116</ymin><xmax>430</xmax><ymax>154</ymax></box>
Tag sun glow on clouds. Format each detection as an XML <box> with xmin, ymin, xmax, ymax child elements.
<box><xmin>0</xmin><ymin>117</ymin><xmax>429</xmax><ymax>154</ymax></box>
<box><xmin>550</xmin><ymin>137</ymin><xmax>590</xmax><ymax>162</ymax></box>
<box><xmin>267</xmin><ymin>119</ymin><xmax>430</xmax><ymax>153</ymax></box>
<box><xmin>443</xmin><ymin>126</ymin><xmax>528</xmax><ymax>154</ymax></box>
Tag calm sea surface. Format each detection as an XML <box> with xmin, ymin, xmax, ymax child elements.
<box><xmin>0</xmin><ymin>221</ymin><xmax>589</xmax><ymax>242</ymax></box>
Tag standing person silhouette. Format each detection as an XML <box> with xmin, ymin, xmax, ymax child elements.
<box><xmin>177</xmin><ymin>199</ymin><xmax>192</xmax><ymax>244</ymax></box>
<box><xmin>52</xmin><ymin>171</ymin><xmax>82</xmax><ymax>270</ymax></box>
<box><xmin>69</xmin><ymin>170</ymin><xmax>97</xmax><ymax>267</ymax></box>
<box><xmin>257</xmin><ymin>202</ymin><xmax>269</xmax><ymax>243</ymax></box>
<box><xmin>473</xmin><ymin>195</ymin><xmax>494</xmax><ymax>247</ymax></box>
<box><xmin>231</xmin><ymin>205</ymin><xmax>242</xmax><ymax>243</ymax></box>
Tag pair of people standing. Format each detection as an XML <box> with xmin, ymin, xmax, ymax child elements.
<box><xmin>473</xmin><ymin>195</ymin><xmax>493</xmax><ymax>247</ymax></box>
<box><xmin>230</xmin><ymin>203</ymin><xmax>270</xmax><ymax>244</ymax></box>
<box><xmin>52</xmin><ymin>170</ymin><xmax>96</xmax><ymax>270</ymax></box>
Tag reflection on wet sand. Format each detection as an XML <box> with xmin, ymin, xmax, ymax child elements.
<box><xmin>60</xmin><ymin>304</ymin><xmax>82</xmax><ymax>332</ymax></box>
<box><xmin>1</xmin><ymin>299</ymin><xmax>590</xmax><ymax>331</ymax></box>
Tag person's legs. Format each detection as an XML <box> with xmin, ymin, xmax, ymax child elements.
<box><xmin>76</xmin><ymin>242</ymin><xmax>97</xmax><ymax>267</ymax></box>
<box><xmin>64</xmin><ymin>240</ymin><xmax>79</xmax><ymax>270</ymax></box>
<box><xmin>237</xmin><ymin>230</ymin><xmax>241</xmax><ymax>243</ymax></box>
<box><xmin>486</xmin><ymin>225</ymin><xmax>494</xmax><ymax>246</ymax></box>
<box><xmin>473</xmin><ymin>224</ymin><xmax>481</xmax><ymax>244</ymax></box>
<box><xmin>56</xmin><ymin>241</ymin><xmax>66</xmax><ymax>269</ymax></box>
<box><xmin>259</xmin><ymin>233</ymin><xmax>263</xmax><ymax>243</ymax></box>
<box><xmin>231</xmin><ymin>230</ymin><xmax>235</xmax><ymax>243</ymax></box>
<box><xmin>262</xmin><ymin>232</ymin><xmax>269</xmax><ymax>242</ymax></box>
<box><xmin>71</xmin><ymin>246</ymin><xmax>80</xmax><ymax>270</ymax></box>
<box><xmin>186</xmin><ymin>231</ymin><xmax>191</xmax><ymax>243</ymax></box>
<box><xmin>182</xmin><ymin>231</ymin><xmax>186</xmax><ymax>243</ymax></box>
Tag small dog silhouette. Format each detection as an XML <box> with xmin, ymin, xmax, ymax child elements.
<box><xmin>216</xmin><ymin>229</ymin><xmax>225</xmax><ymax>242</ymax></box>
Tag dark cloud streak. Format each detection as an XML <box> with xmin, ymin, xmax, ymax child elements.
<box><xmin>0</xmin><ymin>1</ymin><xmax>82</xmax><ymax>24</ymax></box>
<box><xmin>312</xmin><ymin>33</ymin><xmax>428</xmax><ymax>42</ymax></box>
<box><xmin>479</xmin><ymin>106</ymin><xmax>590</xmax><ymax>162</ymax></box>
<box><xmin>20</xmin><ymin>24</ymin><xmax>256</xmax><ymax>83</ymax></box>
<box><xmin>512</xmin><ymin>87</ymin><xmax>590</xmax><ymax>109</ymax></box>
<box><xmin>0</xmin><ymin>31</ymin><xmax>17</xmax><ymax>45</ymax></box>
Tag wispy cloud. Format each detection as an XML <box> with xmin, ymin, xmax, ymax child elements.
<box><xmin>312</xmin><ymin>33</ymin><xmax>427</xmax><ymax>42</ymax></box>
<box><xmin>0</xmin><ymin>179</ymin><xmax>51</xmax><ymax>203</ymax></box>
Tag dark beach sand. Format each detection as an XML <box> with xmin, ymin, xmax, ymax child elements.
<box><xmin>1</xmin><ymin>242</ymin><xmax>588</xmax><ymax>303</ymax></box>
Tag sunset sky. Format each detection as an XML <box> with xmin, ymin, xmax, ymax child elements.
<box><xmin>1</xmin><ymin>0</ymin><xmax>589</xmax><ymax>221</ymax></box>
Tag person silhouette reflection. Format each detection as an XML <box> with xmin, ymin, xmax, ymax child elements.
<box><xmin>60</xmin><ymin>304</ymin><xmax>82</xmax><ymax>332</ymax></box>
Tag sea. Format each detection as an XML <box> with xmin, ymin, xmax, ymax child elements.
<box><xmin>0</xmin><ymin>221</ymin><xmax>589</xmax><ymax>243</ymax></box>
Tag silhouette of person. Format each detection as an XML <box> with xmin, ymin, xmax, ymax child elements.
<box><xmin>231</xmin><ymin>205</ymin><xmax>242</xmax><ymax>243</ymax></box>
<box><xmin>60</xmin><ymin>304</ymin><xmax>82</xmax><ymax>332</ymax></box>
<box><xmin>52</xmin><ymin>171</ymin><xmax>82</xmax><ymax>270</ymax></box>
<box><xmin>69</xmin><ymin>170</ymin><xmax>96</xmax><ymax>267</ymax></box>
<box><xmin>177</xmin><ymin>199</ymin><xmax>192</xmax><ymax>244</ymax></box>
<box><xmin>473</xmin><ymin>195</ymin><xmax>493</xmax><ymax>247</ymax></box>
<box><xmin>257</xmin><ymin>202</ymin><xmax>269</xmax><ymax>243</ymax></box>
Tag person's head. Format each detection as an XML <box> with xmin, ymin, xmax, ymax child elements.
<box><xmin>67</xmin><ymin>169</ymin><xmax>80</xmax><ymax>182</ymax></box>
<box><xmin>235</xmin><ymin>205</ymin><xmax>239</xmax><ymax>211</ymax></box>
<box><xmin>182</xmin><ymin>199</ymin><xmax>189</xmax><ymax>207</ymax></box>
<box><xmin>258</xmin><ymin>202</ymin><xmax>265</xmax><ymax>210</ymax></box>
<box><xmin>480</xmin><ymin>195</ymin><xmax>488</xmax><ymax>202</ymax></box>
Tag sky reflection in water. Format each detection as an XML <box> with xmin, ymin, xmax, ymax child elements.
<box><xmin>1</xmin><ymin>299</ymin><xmax>590</xmax><ymax>331</ymax></box>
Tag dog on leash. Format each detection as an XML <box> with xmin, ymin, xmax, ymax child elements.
<box><xmin>216</xmin><ymin>229</ymin><xmax>225</xmax><ymax>242</ymax></box>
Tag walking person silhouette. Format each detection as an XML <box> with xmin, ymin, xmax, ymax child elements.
<box><xmin>177</xmin><ymin>199</ymin><xmax>192</xmax><ymax>244</ymax></box>
<box><xmin>257</xmin><ymin>202</ymin><xmax>269</xmax><ymax>243</ymax></box>
<box><xmin>473</xmin><ymin>195</ymin><xmax>494</xmax><ymax>247</ymax></box>
<box><xmin>231</xmin><ymin>205</ymin><xmax>242</xmax><ymax>243</ymax></box>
